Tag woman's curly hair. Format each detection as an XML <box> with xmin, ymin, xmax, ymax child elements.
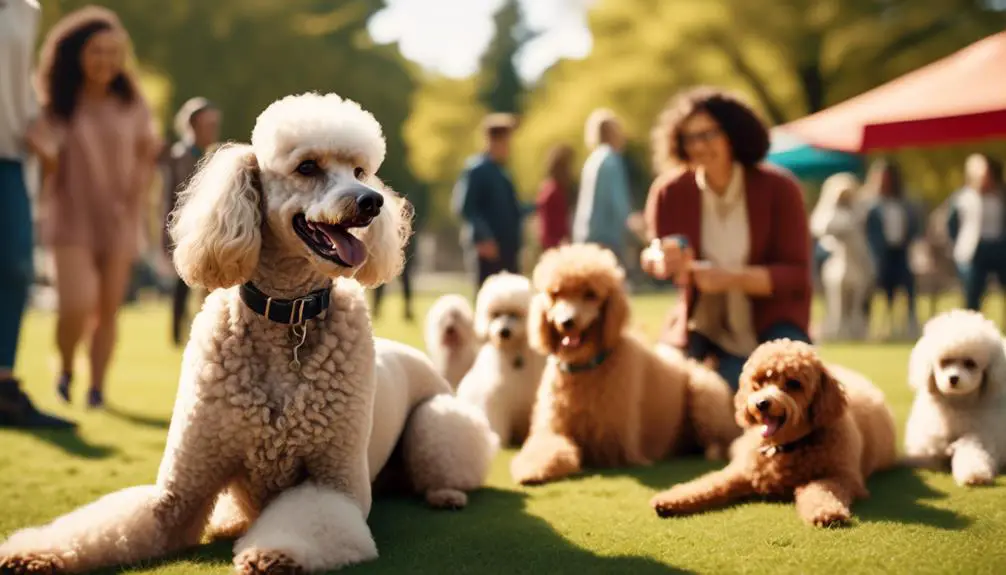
<box><xmin>35</xmin><ymin>5</ymin><xmax>140</xmax><ymax>122</ymax></box>
<box><xmin>650</xmin><ymin>86</ymin><xmax>770</xmax><ymax>174</ymax></box>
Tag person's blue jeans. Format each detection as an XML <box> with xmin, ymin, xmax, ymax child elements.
<box><xmin>957</xmin><ymin>241</ymin><xmax>1006</xmax><ymax>312</ymax></box>
<box><xmin>0</xmin><ymin>159</ymin><xmax>35</xmax><ymax>372</ymax></box>
<box><xmin>686</xmin><ymin>322</ymin><xmax>811</xmax><ymax>391</ymax></box>
<box><xmin>877</xmin><ymin>247</ymin><xmax>916</xmax><ymax>321</ymax></box>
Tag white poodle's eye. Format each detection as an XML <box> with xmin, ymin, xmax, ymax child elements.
<box><xmin>963</xmin><ymin>358</ymin><xmax>977</xmax><ymax>370</ymax></box>
<box><xmin>295</xmin><ymin>159</ymin><xmax>321</xmax><ymax>177</ymax></box>
<box><xmin>354</xmin><ymin>166</ymin><xmax>366</xmax><ymax>180</ymax></box>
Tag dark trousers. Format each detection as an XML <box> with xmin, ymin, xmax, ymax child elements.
<box><xmin>877</xmin><ymin>246</ymin><xmax>916</xmax><ymax>319</ymax></box>
<box><xmin>0</xmin><ymin>160</ymin><xmax>34</xmax><ymax>371</ymax></box>
<box><xmin>371</xmin><ymin>255</ymin><xmax>414</xmax><ymax>318</ymax></box>
<box><xmin>471</xmin><ymin>249</ymin><xmax>518</xmax><ymax>296</ymax></box>
<box><xmin>171</xmin><ymin>277</ymin><xmax>190</xmax><ymax>345</ymax></box>
<box><xmin>957</xmin><ymin>241</ymin><xmax>1006</xmax><ymax>312</ymax></box>
<box><xmin>686</xmin><ymin>322</ymin><xmax>811</xmax><ymax>391</ymax></box>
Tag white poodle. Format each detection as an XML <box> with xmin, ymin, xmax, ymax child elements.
<box><xmin>810</xmin><ymin>172</ymin><xmax>875</xmax><ymax>341</ymax></box>
<box><xmin>905</xmin><ymin>309</ymin><xmax>1006</xmax><ymax>486</ymax></box>
<box><xmin>423</xmin><ymin>294</ymin><xmax>478</xmax><ymax>390</ymax></box>
<box><xmin>457</xmin><ymin>272</ymin><xmax>546</xmax><ymax>447</ymax></box>
<box><xmin>0</xmin><ymin>93</ymin><xmax>495</xmax><ymax>575</ymax></box>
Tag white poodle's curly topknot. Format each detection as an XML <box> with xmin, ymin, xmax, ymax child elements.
<box><xmin>251</xmin><ymin>92</ymin><xmax>386</xmax><ymax>175</ymax></box>
<box><xmin>909</xmin><ymin>309</ymin><xmax>1006</xmax><ymax>393</ymax></box>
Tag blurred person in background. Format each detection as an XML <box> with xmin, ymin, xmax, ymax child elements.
<box><xmin>0</xmin><ymin>0</ymin><xmax>75</xmax><ymax>428</ymax></box>
<box><xmin>30</xmin><ymin>6</ymin><xmax>161</xmax><ymax>408</ymax></box>
<box><xmin>452</xmin><ymin>113</ymin><xmax>534</xmax><ymax>295</ymax></box>
<box><xmin>642</xmin><ymin>86</ymin><xmax>811</xmax><ymax>391</ymax></box>
<box><xmin>864</xmin><ymin>158</ymin><xmax>921</xmax><ymax>340</ymax></box>
<box><xmin>573</xmin><ymin>109</ymin><xmax>634</xmax><ymax>266</ymax></box>
<box><xmin>536</xmin><ymin>143</ymin><xmax>574</xmax><ymax>250</ymax></box>
<box><xmin>161</xmin><ymin>97</ymin><xmax>220</xmax><ymax>346</ymax></box>
<box><xmin>947</xmin><ymin>153</ymin><xmax>1006</xmax><ymax>312</ymax></box>
<box><xmin>371</xmin><ymin>185</ymin><xmax>423</xmax><ymax>322</ymax></box>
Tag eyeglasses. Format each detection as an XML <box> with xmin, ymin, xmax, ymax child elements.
<box><xmin>681</xmin><ymin>127</ymin><xmax>723</xmax><ymax>146</ymax></box>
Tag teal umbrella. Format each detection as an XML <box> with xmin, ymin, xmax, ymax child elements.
<box><xmin>767</xmin><ymin>130</ymin><xmax>864</xmax><ymax>180</ymax></box>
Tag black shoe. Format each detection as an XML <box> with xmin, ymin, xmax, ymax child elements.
<box><xmin>0</xmin><ymin>378</ymin><xmax>77</xmax><ymax>429</ymax></box>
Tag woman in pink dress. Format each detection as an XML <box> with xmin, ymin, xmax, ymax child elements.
<box><xmin>29</xmin><ymin>7</ymin><xmax>161</xmax><ymax>408</ymax></box>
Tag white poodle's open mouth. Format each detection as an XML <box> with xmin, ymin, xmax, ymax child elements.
<box><xmin>292</xmin><ymin>213</ymin><xmax>371</xmax><ymax>267</ymax></box>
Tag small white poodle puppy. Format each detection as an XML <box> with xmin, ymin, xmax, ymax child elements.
<box><xmin>423</xmin><ymin>294</ymin><xmax>478</xmax><ymax>390</ymax></box>
<box><xmin>905</xmin><ymin>309</ymin><xmax>1006</xmax><ymax>486</ymax></box>
<box><xmin>457</xmin><ymin>272</ymin><xmax>545</xmax><ymax>447</ymax></box>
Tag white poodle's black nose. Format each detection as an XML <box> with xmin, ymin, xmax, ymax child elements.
<box><xmin>499</xmin><ymin>327</ymin><xmax>512</xmax><ymax>340</ymax></box>
<box><xmin>949</xmin><ymin>374</ymin><xmax>960</xmax><ymax>387</ymax></box>
<box><xmin>357</xmin><ymin>190</ymin><xmax>384</xmax><ymax>219</ymax></box>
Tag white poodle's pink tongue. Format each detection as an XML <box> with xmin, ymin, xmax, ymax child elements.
<box><xmin>320</xmin><ymin>226</ymin><xmax>366</xmax><ymax>267</ymax></box>
<box><xmin>761</xmin><ymin>417</ymin><xmax>781</xmax><ymax>438</ymax></box>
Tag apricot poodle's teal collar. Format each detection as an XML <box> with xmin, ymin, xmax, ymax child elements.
<box><xmin>556</xmin><ymin>350</ymin><xmax>610</xmax><ymax>374</ymax></box>
<box><xmin>240</xmin><ymin>282</ymin><xmax>330</xmax><ymax>325</ymax></box>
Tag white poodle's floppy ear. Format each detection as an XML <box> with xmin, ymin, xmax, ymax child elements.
<box><xmin>169</xmin><ymin>143</ymin><xmax>262</xmax><ymax>290</ymax></box>
<box><xmin>352</xmin><ymin>182</ymin><xmax>413</xmax><ymax>288</ymax></box>
<box><xmin>907</xmin><ymin>335</ymin><xmax>935</xmax><ymax>393</ymax></box>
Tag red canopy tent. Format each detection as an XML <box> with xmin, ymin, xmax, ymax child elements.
<box><xmin>777</xmin><ymin>30</ymin><xmax>1006</xmax><ymax>153</ymax></box>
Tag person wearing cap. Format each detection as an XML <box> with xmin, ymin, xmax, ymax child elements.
<box><xmin>161</xmin><ymin>97</ymin><xmax>221</xmax><ymax>346</ymax></box>
<box><xmin>572</xmin><ymin>109</ymin><xmax>634</xmax><ymax>265</ymax></box>
<box><xmin>947</xmin><ymin>153</ymin><xmax>1006</xmax><ymax>312</ymax></box>
<box><xmin>452</xmin><ymin>113</ymin><xmax>534</xmax><ymax>293</ymax></box>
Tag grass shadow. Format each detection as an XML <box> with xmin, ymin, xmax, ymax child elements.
<box><xmin>9</xmin><ymin>427</ymin><xmax>117</xmax><ymax>459</ymax></box>
<box><xmin>855</xmin><ymin>466</ymin><xmax>972</xmax><ymax>530</ymax></box>
<box><xmin>349</xmin><ymin>487</ymin><xmax>690</xmax><ymax>574</ymax></box>
<box><xmin>558</xmin><ymin>456</ymin><xmax>723</xmax><ymax>492</ymax></box>
<box><xmin>103</xmin><ymin>405</ymin><xmax>171</xmax><ymax>430</ymax></box>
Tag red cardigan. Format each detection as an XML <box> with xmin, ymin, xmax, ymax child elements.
<box><xmin>645</xmin><ymin>164</ymin><xmax>812</xmax><ymax>349</ymax></box>
<box><xmin>537</xmin><ymin>177</ymin><xmax>571</xmax><ymax>250</ymax></box>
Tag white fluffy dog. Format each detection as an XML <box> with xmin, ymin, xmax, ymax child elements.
<box><xmin>457</xmin><ymin>273</ymin><xmax>546</xmax><ymax>447</ymax></box>
<box><xmin>810</xmin><ymin>173</ymin><xmax>875</xmax><ymax>341</ymax></box>
<box><xmin>905</xmin><ymin>309</ymin><xmax>1006</xmax><ymax>486</ymax></box>
<box><xmin>0</xmin><ymin>93</ymin><xmax>494</xmax><ymax>575</ymax></box>
<box><xmin>423</xmin><ymin>294</ymin><xmax>478</xmax><ymax>390</ymax></box>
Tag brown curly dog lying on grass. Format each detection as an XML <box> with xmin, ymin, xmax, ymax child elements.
<box><xmin>650</xmin><ymin>339</ymin><xmax>897</xmax><ymax>527</ymax></box>
<box><xmin>510</xmin><ymin>244</ymin><xmax>739</xmax><ymax>485</ymax></box>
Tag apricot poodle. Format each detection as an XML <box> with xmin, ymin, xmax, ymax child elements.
<box><xmin>510</xmin><ymin>244</ymin><xmax>739</xmax><ymax>485</ymax></box>
<box><xmin>650</xmin><ymin>339</ymin><xmax>897</xmax><ymax>527</ymax></box>
<box><xmin>904</xmin><ymin>309</ymin><xmax>1006</xmax><ymax>486</ymax></box>
<box><xmin>0</xmin><ymin>93</ymin><xmax>494</xmax><ymax>575</ymax></box>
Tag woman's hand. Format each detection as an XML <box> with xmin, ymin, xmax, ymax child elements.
<box><xmin>641</xmin><ymin>237</ymin><xmax>692</xmax><ymax>281</ymax></box>
<box><xmin>25</xmin><ymin>118</ymin><xmax>59</xmax><ymax>173</ymax></box>
<box><xmin>690</xmin><ymin>262</ymin><xmax>738</xmax><ymax>294</ymax></box>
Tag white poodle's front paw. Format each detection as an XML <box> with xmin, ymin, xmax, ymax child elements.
<box><xmin>955</xmin><ymin>468</ymin><xmax>995</xmax><ymax>487</ymax></box>
<box><xmin>234</xmin><ymin>548</ymin><xmax>305</xmax><ymax>575</ymax></box>
<box><xmin>425</xmin><ymin>488</ymin><xmax>468</xmax><ymax>510</ymax></box>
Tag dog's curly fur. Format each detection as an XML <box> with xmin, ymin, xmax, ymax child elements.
<box><xmin>650</xmin><ymin>339</ymin><xmax>896</xmax><ymax>527</ymax></box>
<box><xmin>423</xmin><ymin>294</ymin><xmax>478</xmax><ymax>390</ymax></box>
<box><xmin>904</xmin><ymin>309</ymin><xmax>1006</xmax><ymax>486</ymax></box>
<box><xmin>510</xmin><ymin>244</ymin><xmax>739</xmax><ymax>485</ymax></box>
<box><xmin>0</xmin><ymin>93</ymin><xmax>493</xmax><ymax>575</ymax></box>
<box><xmin>456</xmin><ymin>273</ymin><xmax>546</xmax><ymax>447</ymax></box>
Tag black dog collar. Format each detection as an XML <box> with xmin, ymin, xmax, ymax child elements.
<box><xmin>758</xmin><ymin>432</ymin><xmax>816</xmax><ymax>457</ymax></box>
<box><xmin>239</xmin><ymin>282</ymin><xmax>330</xmax><ymax>325</ymax></box>
<box><xmin>557</xmin><ymin>350</ymin><xmax>610</xmax><ymax>374</ymax></box>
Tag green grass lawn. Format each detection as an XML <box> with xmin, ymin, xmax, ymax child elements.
<box><xmin>3</xmin><ymin>292</ymin><xmax>1006</xmax><ymax>574</ymax></box>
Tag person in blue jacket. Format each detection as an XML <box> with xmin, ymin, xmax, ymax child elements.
<box><xmin>946</xmin><ymin>153</ymin><xmax>1006</xmax><ymax>312</ymax></box>
<box><xmin>864</xmin><ymin>158</ymin><xmax>922</xmax><ymax>339</ymax></box>
<box><xmin>452</xmin><ymin>113</ymin><xmax>534</xmax><ymax>294</ymax></box>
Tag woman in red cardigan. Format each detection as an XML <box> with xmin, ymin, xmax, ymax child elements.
<box><xmin>536</xmin><ymin>144</ymin><xmax>574</xmax><ymax>249</ymax></box>
<box><xmin>641</xmin><ymin>87</ymin><xmax>812</xmax><ymax>390</ymax></box>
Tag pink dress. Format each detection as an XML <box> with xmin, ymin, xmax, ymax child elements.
<box><xmin>40</xmin><ymin>97</ymin><xmax>157</xmax><ymax>258</ymax></box>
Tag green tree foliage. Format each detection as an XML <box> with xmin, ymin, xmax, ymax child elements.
<box><xmin>477</xmin><ymin>0</ymin><xmax>528</xmax><ymax>115</ymax></box>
